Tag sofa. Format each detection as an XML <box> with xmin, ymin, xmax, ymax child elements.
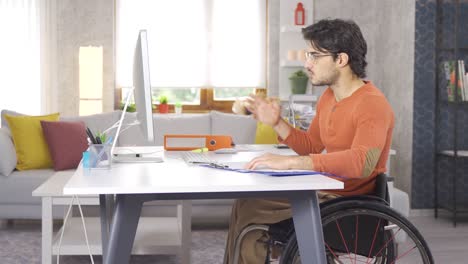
<box><xmin>0</xmin><ymin>108</ymin><xmax>409</xmax><ymax>228</ymax></box>
<box><xmin>0</xmin><ymin>110</ymin><xmax>257</xmax><ymax>226</ymax></box>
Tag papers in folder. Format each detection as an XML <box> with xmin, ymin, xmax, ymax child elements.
<box><xmin>200</xmin><ymin>162</ymin><xmax>332</xmax><ymax>177</ymax></box>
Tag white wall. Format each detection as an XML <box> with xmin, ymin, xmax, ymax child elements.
<box><xmin>54</xmin><ymin>0</ymin><xmax>114</xmax><ymax>116</ymax></box>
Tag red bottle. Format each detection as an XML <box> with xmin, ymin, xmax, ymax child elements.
<box><xmin>294</xmin><ymin>3</ymin><xmax>305</xmax><ymax>25</ymax></box>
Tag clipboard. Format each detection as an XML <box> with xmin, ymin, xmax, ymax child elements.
<box><xmin>200</xmin><ymin>163</ymin><xmax>344</xmax><ymax>178</ymax></box>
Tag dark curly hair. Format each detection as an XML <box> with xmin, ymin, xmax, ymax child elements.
<box><xmin>302</xmin><ymin>19</ymin><xmax>367</xmax><ymax>78</ymax></box>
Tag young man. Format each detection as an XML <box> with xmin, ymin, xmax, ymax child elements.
<box><xmin>225</xmin><ymin>19</ymin><xmax>395</xmax><ymax>263</ymax></box>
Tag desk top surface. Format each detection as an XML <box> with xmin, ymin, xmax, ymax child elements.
<box><xmin>63</xmin><ymin>145</ymin><xmax>343</xmax><ymax>195</ymax></box>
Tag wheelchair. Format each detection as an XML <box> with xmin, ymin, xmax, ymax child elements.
<box><xmin>228</xmin><ymin>174</ymin><xmax>434</xmax><ymax>264</ymax></box>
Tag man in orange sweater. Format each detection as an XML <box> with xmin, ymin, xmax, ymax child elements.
<box><xmin>224</xmin><ymin>19</ymin><xmax>395</xmax><ymax>263</ymax></box>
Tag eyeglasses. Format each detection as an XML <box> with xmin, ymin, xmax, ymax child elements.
<box><xmin>305</xmin><ymin>52</ymin><xmax>334</xmax><ymax>62</ymax></box>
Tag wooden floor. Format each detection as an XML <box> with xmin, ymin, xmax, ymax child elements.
<box><xmin>409</xmin><ymin>215</ymin><xmax>468</xmax><ymax>263</ymax></box>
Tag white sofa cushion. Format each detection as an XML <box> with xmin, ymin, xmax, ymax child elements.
<box><xmin>153</xmin><ymin>113</ymin><xmax>211</xmax><ymax>145</ymax></box>
<box><xmin>210</xmin><ymin>111</ymin><xmax>257</xmax><ymax>144</ymax></box>
<box><xmin>61</xmin><ymin>111</ymin><xmax>122</xmax><ymax>141</ymax></box>
<box><xmin>118</xmin><ymin>113</ymin><xmax>212</xmax><ymax>146</ymax></box>
<box><xmin>0</xmin><ymin>128</ymin><xmax>17</xmax><ymax>177</ymax></box>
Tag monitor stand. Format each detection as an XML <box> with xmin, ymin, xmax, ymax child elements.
<box><xmin>113</xmin><ymin>152</ymin><xmax>163</xmax><ymax>163</ymax></box>
<box><xmin>112</xmin><ymin>147</ymin><xmax>164</xmax><ymax>163</ymax></box>
<box><xmin>109</xmin><ymin>90</ymin><xmax>162</xmax><ymax>163</ymax></box>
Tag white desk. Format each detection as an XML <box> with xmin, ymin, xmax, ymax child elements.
<box><xmin>63</xmin><ymin>145</ymin><xmax>343</xmax><ymax>264</ymax></box>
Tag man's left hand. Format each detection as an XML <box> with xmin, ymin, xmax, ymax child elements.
<box><xmin>245</xmin><ymin>153</ymin><xmax>293</xmax><ymax>170</ymax></box>
<box><xmin>245</xmin><ymin>153</ymin><xmax>314</xmax><ymax>170</ymax></box>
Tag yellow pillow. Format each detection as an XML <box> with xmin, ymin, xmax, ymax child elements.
<box><xmin>5</xmin><ymin>113</ymin><xmax>60</xmax><ymax>170</ymax></box>
<box><xmin>255</xmin><ymin>122</ymin><xmax>279</xmax><ymax>144</ymax></box>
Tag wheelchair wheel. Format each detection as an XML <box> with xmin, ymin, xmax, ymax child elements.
<box><xmin>280</xmin><ymin>200</ymin><xmax>434</xmax><ymax>264</ymax></box>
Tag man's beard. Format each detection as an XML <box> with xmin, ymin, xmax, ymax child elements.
<box><xmin>311</xmin><ymin>69</ymin><xmax>339</xmax><ymax>86</ymax></box>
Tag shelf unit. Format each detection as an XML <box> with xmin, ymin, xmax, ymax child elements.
<box><xmin>434</xmin><ymin>0</ymin><xmax>468</xmax><ymax>227</ymax></box>
<box><xmin>287</xmin><ymin>94</ymin><xmax>317</xmax><ymax>130</ymax></box>
<box><xmin>278</xmin><ymin>0</ymin><xmax>313</xmax><ymax>99</ymax></box>
<box><xmin>281</xmin><ymin>60</ymin><xmax>304</xmax><ymax>67</ymax></box>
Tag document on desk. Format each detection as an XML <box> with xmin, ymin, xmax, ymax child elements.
<box><xmin>201</xmin><ymin>162</ymin><xmax>336</xmax><ymax>177</ymax></box>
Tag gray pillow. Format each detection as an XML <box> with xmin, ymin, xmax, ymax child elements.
<box><xmin>1</xmin><ymin>109</ymin><xmax>25</xmax><ymax>130</ymax></box>
<box><xmin>0</xmin><ymin>128</ymin><xmax>17</xmax><ymax>176</ymax></box>
<box><xmin>210</xmin><ymin>111</ymin><xmax>257</xmax><ymax>144</ymax></box>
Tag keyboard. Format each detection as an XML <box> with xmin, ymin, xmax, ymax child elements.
<box><xmin>181</xmin><ymin>152</ymin><xmax>215</xmax><ymax>164</ymax></box>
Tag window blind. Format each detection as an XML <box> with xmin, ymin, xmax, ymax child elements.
<box><xmin>116</xmin><ymin>0</ymin><xmax>266</xmax><ymax>89</ymax></box>
<box><xmin>0</xmin><ymin>0</ymin><xmax>41</xmax><ymax>115</ymax></box>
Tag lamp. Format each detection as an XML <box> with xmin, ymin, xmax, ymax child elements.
<box><xmin>79</xmin><ymin>46</ymin><xmax>103</xmax><ymax>116</ymax></box>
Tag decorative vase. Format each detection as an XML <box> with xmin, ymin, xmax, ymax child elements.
<box><xmin>159</xmin><ymin>103</ymin><xmax>169</xmax><ymax>114</ymax></box>
<box><xmin>289</xmin><ymin>76</ymin><xmax>309</xmax><ymax>94</ymax></box>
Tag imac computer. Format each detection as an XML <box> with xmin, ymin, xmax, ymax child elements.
<box><xmin>133</xmin><ymin>29</ymin><xmax>154</xmax><ymax>144</ymax></box>
<box><xmin>112</xmin><ymin>30</ymin><xmax>163</xmax><ymax>163</ymax></box>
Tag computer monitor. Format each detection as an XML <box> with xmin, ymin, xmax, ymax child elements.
<box><xmin>111</xmin><ymin>30</ymin><xmax>162</xmax><ymax>163</ymax></box>
<box><xmin>133</xmin><ymin>30</ymin><xmax>155</xmax><ymax>144</ymax></box>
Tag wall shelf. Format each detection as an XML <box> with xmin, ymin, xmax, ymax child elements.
<box><xmin>280</xmin><ymin>25</ymin><xmax>303</xmax><ymax>33</ymax></box>
<box><xmin>281</xmin><ymin>60</ymin><xmax>304</xmax><ymax>67</ymax></box>
<box><xmin>438</xmin><ymin>150</ymin><xmax>468</xmax><ymax>157</ymax></box>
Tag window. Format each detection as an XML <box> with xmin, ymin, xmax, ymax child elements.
<box><xmin>0</xmin><ymin>0</ymin><xmax>41</xmax><ymax>116</ymax></box>
<box><xmin>116</xmin><ymin>0</ymin><xmax>267</xmax><ymax>111</ymax></box>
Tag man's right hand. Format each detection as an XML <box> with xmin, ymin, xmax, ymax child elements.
<box><xmin>244</xmin><ymin>95</ymin><xmax>281</xmax><ymax>127</ymax></box>
<box><xmin>244</xmin><ymin>95</ymin><xmax>292</xmax><ymax>141</ymax></box>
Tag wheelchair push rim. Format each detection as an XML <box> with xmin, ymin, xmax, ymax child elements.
<box><xmin>280</xmin><ymin>200</ymin><xmax>434</xmax><ymax>264</ymax></box>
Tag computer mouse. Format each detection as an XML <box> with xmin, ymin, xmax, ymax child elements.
<box><xmin>214</xmin><ymin>148</ymin><xmax>238</xmax><ymax>154</ymax></box>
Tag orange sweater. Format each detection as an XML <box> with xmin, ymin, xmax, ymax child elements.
<box><xmin>282</xmin><ymin>81</ymin><xmax>394</xmax><ymax>196</ymax></box>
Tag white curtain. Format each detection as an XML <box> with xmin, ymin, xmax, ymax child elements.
<box><xmin>116</xmin><ymin>0</ymin><xmax>266</xmax><ymax>89</ymax></box>
<box><xmin>0</xmin><ymin>0</ymin><xmax>41</xmax><ymax>115</ymax></box>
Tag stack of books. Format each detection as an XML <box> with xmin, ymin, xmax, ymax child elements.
<box><xmin>443</xmin><ymin>60</ymin><xmax>468</xmax><ymax>102</ymax></box>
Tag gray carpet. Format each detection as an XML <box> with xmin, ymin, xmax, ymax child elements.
<box><xmin>0</xmin><ymin>221</ymin><xmax>227</xmax><ymax>264</ymax></box>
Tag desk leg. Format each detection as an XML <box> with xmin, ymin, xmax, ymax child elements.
<box><xmin>42</xmin><ymin>197</ymin><xmax>52</xmax><ymax>264</ymax></box>
<box><xmin>290</xmin><ymin>191</ymin><xmax>326</xmax><ymax>263</ymax></box>
<box><xmin>178</xmin><ymin>200</ymin><xmax>192</xmax><ymax>264</ymax></box>
<box><xmin>103</xmin><ymin>194</ymin><xmax>143</xmax><ymax>264</ymax></box>
<box><xmin>99</xmin><ymin>194</ymin><xmax>114</xmax><ymax>262</ymax></box>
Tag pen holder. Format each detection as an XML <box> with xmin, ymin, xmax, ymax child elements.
<box><xmin>86</xmin><ymin>144</ymin><xmax>112</xmax><ymax>170</ymax></box>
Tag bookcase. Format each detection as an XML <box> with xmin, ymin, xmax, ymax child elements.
<box><xmin>434</xmin><ymin>0</ymin><xmax>468</xmax><ymax>227</ymax></box>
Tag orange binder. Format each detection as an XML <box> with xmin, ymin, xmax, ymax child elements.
<box><xmin>164</xmin><ymin>134</ymin><xmax>233</xmax><ymax>151</ymax></box>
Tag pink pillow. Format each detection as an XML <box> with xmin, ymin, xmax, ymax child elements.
<box><xmin>40</xmin><ymin>120</ymin><xmax>88</xmax><ymax>171</ymax></box>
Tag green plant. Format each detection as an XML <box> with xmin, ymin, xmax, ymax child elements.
<box><xmin>289</xmin><ymin>70</ymin><xmax>308</xmax><ymax>79</ymax></box>
<box><xmin>119</xmin><ymin>102</ymin><xmax>136</xmax><ymax>112</ymax></box>
<box><xmin>175</xmin><ymin>101</ymin><xmax>182</xmax><ymax>107</ymax></box>
<box><xmin>95</xmin><ymin>131</ymin><xmax>108</xmax><ymax>144</ymax></box>
<box><xmin>159</xmin><ymin>95</ymin><xmax>168</xmax><ymax>104</ymax></box>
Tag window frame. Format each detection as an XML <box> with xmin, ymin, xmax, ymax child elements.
<box><xmin>114</xmin><ymin>87</ymin><xmax>266</xmax><ymax>113</ymax></box>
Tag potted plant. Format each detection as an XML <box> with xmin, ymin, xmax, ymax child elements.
<box><xmin>158</xmin><ymin>95</ymin><xmax>169</xmax><ymax>114</ymax></box>
<box><xmin>119</xmin><ymin>102</ymin><xmax>136</xmax><ymax>112</ymax></box>
<box><xmin>174</xmin><ymin>101</ymin><xmax>182</xmax><ymax>114</ymax></box>
<box><xmin>289</xmin><ymin>70</ymin><xmax>309</xmax><ymax>94</ymax></box>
